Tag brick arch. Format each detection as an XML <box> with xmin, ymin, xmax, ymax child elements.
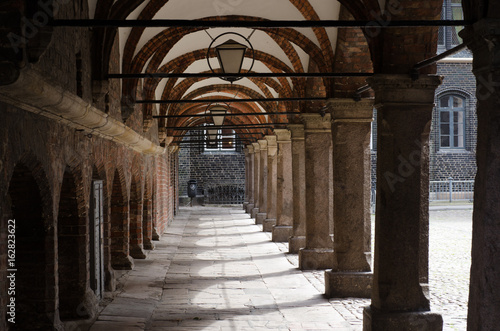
<box><xmin>57</xmin><ymin>165</ymin><xmax>91</xmax><ymax>321</ymax></box>
<box><xmin>129</xmin><ymin>172</ymin><xmax>146</xmax><ymax>259</ymax></box>
<box><xmin>124</xmin><ymin>20</ymin><xmax>326</xmax><ymax>99</ymax></box>
<box><xmin>332</xmin><ymin>6</ymin><xmax>374</xmax><ymax>97</ymax></box>
<box><xmin>367</xmin><ymin>0</ymin><xmax>443</xmax><ymax>74</ymax></box>
<box><xmin>142</xmin><ymin>49</ymin><xmax>299</xmax><ymax>125</ymax></box>
<box><xmin>142</xmin><ymin>171</ymin><xmax>154</xmax><ymax>250</ymax></box>
<box><xmin>110</xmin><ymin>168</ymin><xmax>134</xmax><ymax>270</ymax></box>
<box><xmin>3</xmin><ymin>153</ymin><xmax>57</xmax><ymax>330</ymax></box>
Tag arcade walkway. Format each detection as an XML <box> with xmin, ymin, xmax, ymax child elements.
<box><xmin>89</xmin><ymin>206</ymin><xmax>471</xmax><ymax>331</ymax></box>
<box><xmin>89</xmin><ymin>207</ymin><xmax>351</xmax><ymax>330</ymax></box>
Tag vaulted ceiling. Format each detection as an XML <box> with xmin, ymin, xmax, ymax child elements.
<box><xmin>88</xmin><ymin>0</ymin><xmax>443</xmax><ymax>143</ymax></box>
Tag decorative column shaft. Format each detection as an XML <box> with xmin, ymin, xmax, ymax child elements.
<box><xmin>288</xmin><ymin>124</ymin><xmax>307</xmax><ymax>253</ymax></box>
<box><xmin>363</xmin><ymin>75</ymin><xmax>443</xmax><ymax>331</ymax></box>
<box><xmin>251</xmin><ymin>142</ymin><xmax>261</xmax><ymax>219</ymax></box>
<box><xmin>263</xmin><ymin>135</ymin><xmax>278</xmax><ymax>232</ymax></box>
<box><xmin>272</xmin><ymin>129</ymin><xmax>293</xmax><ymax>242</ymax></box>
<box><xmin>256</xmin><ymin>139</ymin><xmax>268</xmax><ymax>224</ymax></box>
<box><xmin>325</xmin><ymin>99</ymin><xmax>373</xmax><ymax>299</ymax></box>
<box><xmin>299</xmin><ymin>113</ymin><xmax>335</xmax><ymax>270</ymax></box>
<box><xmin>461</xmin><ymin>19</ymin><xmax>500</xmax><ymax>330</ymax></box>
<box><xmin>245</xmin><ymin>145</ymin><xmax>255</xmax><ymax>214</ymax></box>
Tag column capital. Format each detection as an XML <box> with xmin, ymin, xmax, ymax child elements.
<box><xmin>247</xmin><ymin>144</ymin><xmax>255</xmax><ymax>154</ymax></box>
<box><xmin>258</xmin><ymin>139</ymin><xmax>268</xmax><ymax>151</ymax></box>
<box><xmin>165</xmin><ymin>136</ymin><xmax>174</xmax><ymax>146</ymax></box>
<box><xmin>328</xmin><ymin>98</ymin><xmax>374</xmax><ymax>123</ymax></box>
<box><xmin>301</xmin><ymin>113</ymin><xmax>332</xmax><ymax>132</ymax></box>
<box><xmin>168</xmin><ymin>145</ymin><xmax>179</xmax><ymax>154</ymax></box>
<box><xmin>367</xmin><ymin>74</ymin><xmax>442</xmax><ymax>105</ymax></box>
<box><xmin>288</xmin><ymin>124</ymin><xmax>305</xmax><ymax>140</ymax></box>
<box><xmin>265</xmin><ymin>135</ymin><xmax>277</xmax><ymax>156</ymax></box>
<box><xmin>252</xmin><ymin>142</ymin><xmax>260</xmax><ymax>152</ymax></box>
<box><xmin>274</xmin><ymin>129</ymin><xmax>291</xmax><ymax>143</ymax></box>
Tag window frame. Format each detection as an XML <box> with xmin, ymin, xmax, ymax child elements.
<box><xmin>204</xmin><ymin>127</ymin><xmax>236</xmax><ymax>152</ymax></box>
<box><xmin>438</xmin><ymin>94</ymin><xmax>466</xmax><ymax>151</ymax></box>
<box><xmin>438</xmin><ymin>0</ymin><xmax>464</xmax><ymax>52</ymax></box>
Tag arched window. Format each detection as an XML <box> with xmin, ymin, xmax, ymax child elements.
<box><xmin>439</xmin><ymin>94</ymin><xmax>465</xmax><ymax>149</ymax></box>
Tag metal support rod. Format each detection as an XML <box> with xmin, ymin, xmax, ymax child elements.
<box><xmin>171</xmin><ymin>133</ymin><xmax>264</xmax><ymax>137</ymax></box>
<box><xmin>51</xmin><ymin>19</ymin><xmax>472</xmax><ymax>28</ymax></box>
<box><xmin>142</xmin><ymin>98</ymin><xmax>326</xmax><ymax>105</ymax></box>
<box><xmin>166</xmin><ymin>124</ymin><xmax>286</xmax><ymax>130</ymax></box>
<box><xmin>176</xmin><ymin>140</ymin><xmax>256</xmax><ymax>144</ymax></box>
<box><xmin>109</xmin><ymin>72</ymin><xmax>372</xmax><ymax>79</ymax></box>
<box><xmin>411</xmin><ymin>42</ymin><xmax>470</xmax><ymax>79</ymax></box>
<box><xmin>154</xmin><ymin>111</ymin><xmax>300</xmax><ymax>118</ymax></box>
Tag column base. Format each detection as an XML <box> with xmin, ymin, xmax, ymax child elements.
<box><xmin>288</xmin><ymin>236</ymin><xmax>306</xmax><ymax>253</ymax></box>
<box><xmin>246</xmin><ymin>203</ymin><xmax>254</xmax><ymax>214</ymax></box>
<box><xmin>272</xmin><ymin>225</ymin><xmax>292</xmax><ymax>242</ymax></box>
<box><xmin>263</xmin><ymin>218</ymin><xmax>276</xmax><ymax>232</ymax></box>
<box><xmin>256</xmin><ymin>212</ymin><xmax>267</xmax><ymax>225</ymax></box>
<box><xmin>363</xmin><ymin>306</ymin><xmax>443</xmax><ymax>331</ymax></box>
<box><xmin>130</xmin><ymin>245</ymin><xmax>147</xmax><ymax>259</ymax></box>
<box><xmin>143</xmin><ymin>239</ymin><xmax>155</xmax><ymax>250</ymax></box>
<box><xmin>251</xmin><ymin>208</ymin><xmax>260</xmax><ymax>219</ymax></box>
<box><xmin>299</xmin><ymin>248</ymin><xmax>335</xmax><ymax>270</ymax></box>
<box><xmin>111</xmin><ymin>254</ymin><xmax>134</xmax><ymax>270</ymax></box>
<box><xmin>243</xmin><ymin>202</ymin><xmax>249</xmax><ymax>210</ymax></box>
<box><xmin>104</xmin><ymin>264</ymin><xmax>116</xmax><ymax>292</ymax></box>
<box><xmin>324</xmin><ymin>271</ymin><xmax>372</xmax><ymax>298</ymax></box>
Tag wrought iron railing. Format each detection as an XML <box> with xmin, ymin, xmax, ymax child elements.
<box><xmin>204</xmin><ymin>185</ymin><xmax>245</xmax><ymax>204</ymax></box>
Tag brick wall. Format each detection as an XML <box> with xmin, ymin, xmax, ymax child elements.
<box><xmin>178</xmin><ymin>140</ymin><xmax>245</xmax><ymax>199</ymax></box>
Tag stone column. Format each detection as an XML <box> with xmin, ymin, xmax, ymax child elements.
<box><xmin>245</xmin><ymin>145</ymin><xmax>255</xmax><ymax>214</ymax></box>
<box><xmin>325</xmin><ymin>99</ymin><xmax>373</xmax><ymax>299</ymax></box>
<box><xmin>256</xmin><ymin>139</ymin><xmax>268</xmax><ymax>224</ymax></box>
<box><xmin>272</xmin><ymin>129</ymin><xmax>293</xmax><ymax>242</ymax></box>
<box><xmin>362</xmin><ymin>75</ymin><xmax>443</xmax><ymax>330</ymax></box>
<box><xmin>288</xmin><ymin>124</ymin><xmax>307</xmax><ymax>253</ymax></box>
<box><xmin>263</xmin><ymin>135</ymin><xmax>278</xmax><ymax>232</ymax></box>
<box><xmin>299</xmin><ymin>113</ymin><xmax>335</xmax><ymax>270</ymax></box>
<box><xmin>251</xmin><ymin>142</ymin><xmax>260</xmax><ymax>219</ymax></box>
<box><xmin>243</xmin><ymin>147</ymin><xmax>250</xmax><ymax>211</ymax></box>
<box><xmin>461</xmin><ymin>20</ymin><xmax>500</xmax><ymax>330</ymax></box>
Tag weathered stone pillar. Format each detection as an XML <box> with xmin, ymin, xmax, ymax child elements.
<box><xmin>362</xmin><ymin>75</ymin><xmax>443</xmax><ymax>330</ymax></box>
<box><xmin>251</xmin><ymin>142</ymin><xmax>260</xmax><ymax>219</ymax></box>
<box><xmin>256</xmin><ymin>139</ymin><xmax>268</xmax><ymax>224</ymax></box>
<box><xmin>299</xmin><ymin>114</ymin><xmax>335</xmax><ymax>270</ymax></box>
<box><xmin>325</xmin><ymin>99</ymin><xmax>373</xmax><ymax>299</ymax></box>
<box><xmin>243</xmin><ymin>147</ymin><xmax>250</xmax><ymax>211</ymax></box>
<box><xmin>272</xmin><ymin>129</ymin><xmax>293</xmax><ymax>242</ymax></box>
<box><xmin>263</xmin><ymin>135</ymin><xmax>278</xmax><ymax>232</ymax></box>
<box><xmin>288</xmin><ymin>124</ymin><xmax>307</xmax><ymax>253</ymax></box>
<box><xmin>461</xmin><ymin>19</ymin><xmax>500</xmax><ymax>330</ymax></box>
<box><xmin>245</xmin><ymin>145</ymin><xmax>255</xmax><ymax>214</ymax></box>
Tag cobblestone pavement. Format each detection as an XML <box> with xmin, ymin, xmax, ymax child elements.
<box><xmin>279</xmin><ymin>208</ymin><xmax>473</xmax><ymax>331</ymax></box>
<box><xmin>91</xmin><ymin>206</ymin><xmax>472</xmax><ymax>330</ymax></box>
